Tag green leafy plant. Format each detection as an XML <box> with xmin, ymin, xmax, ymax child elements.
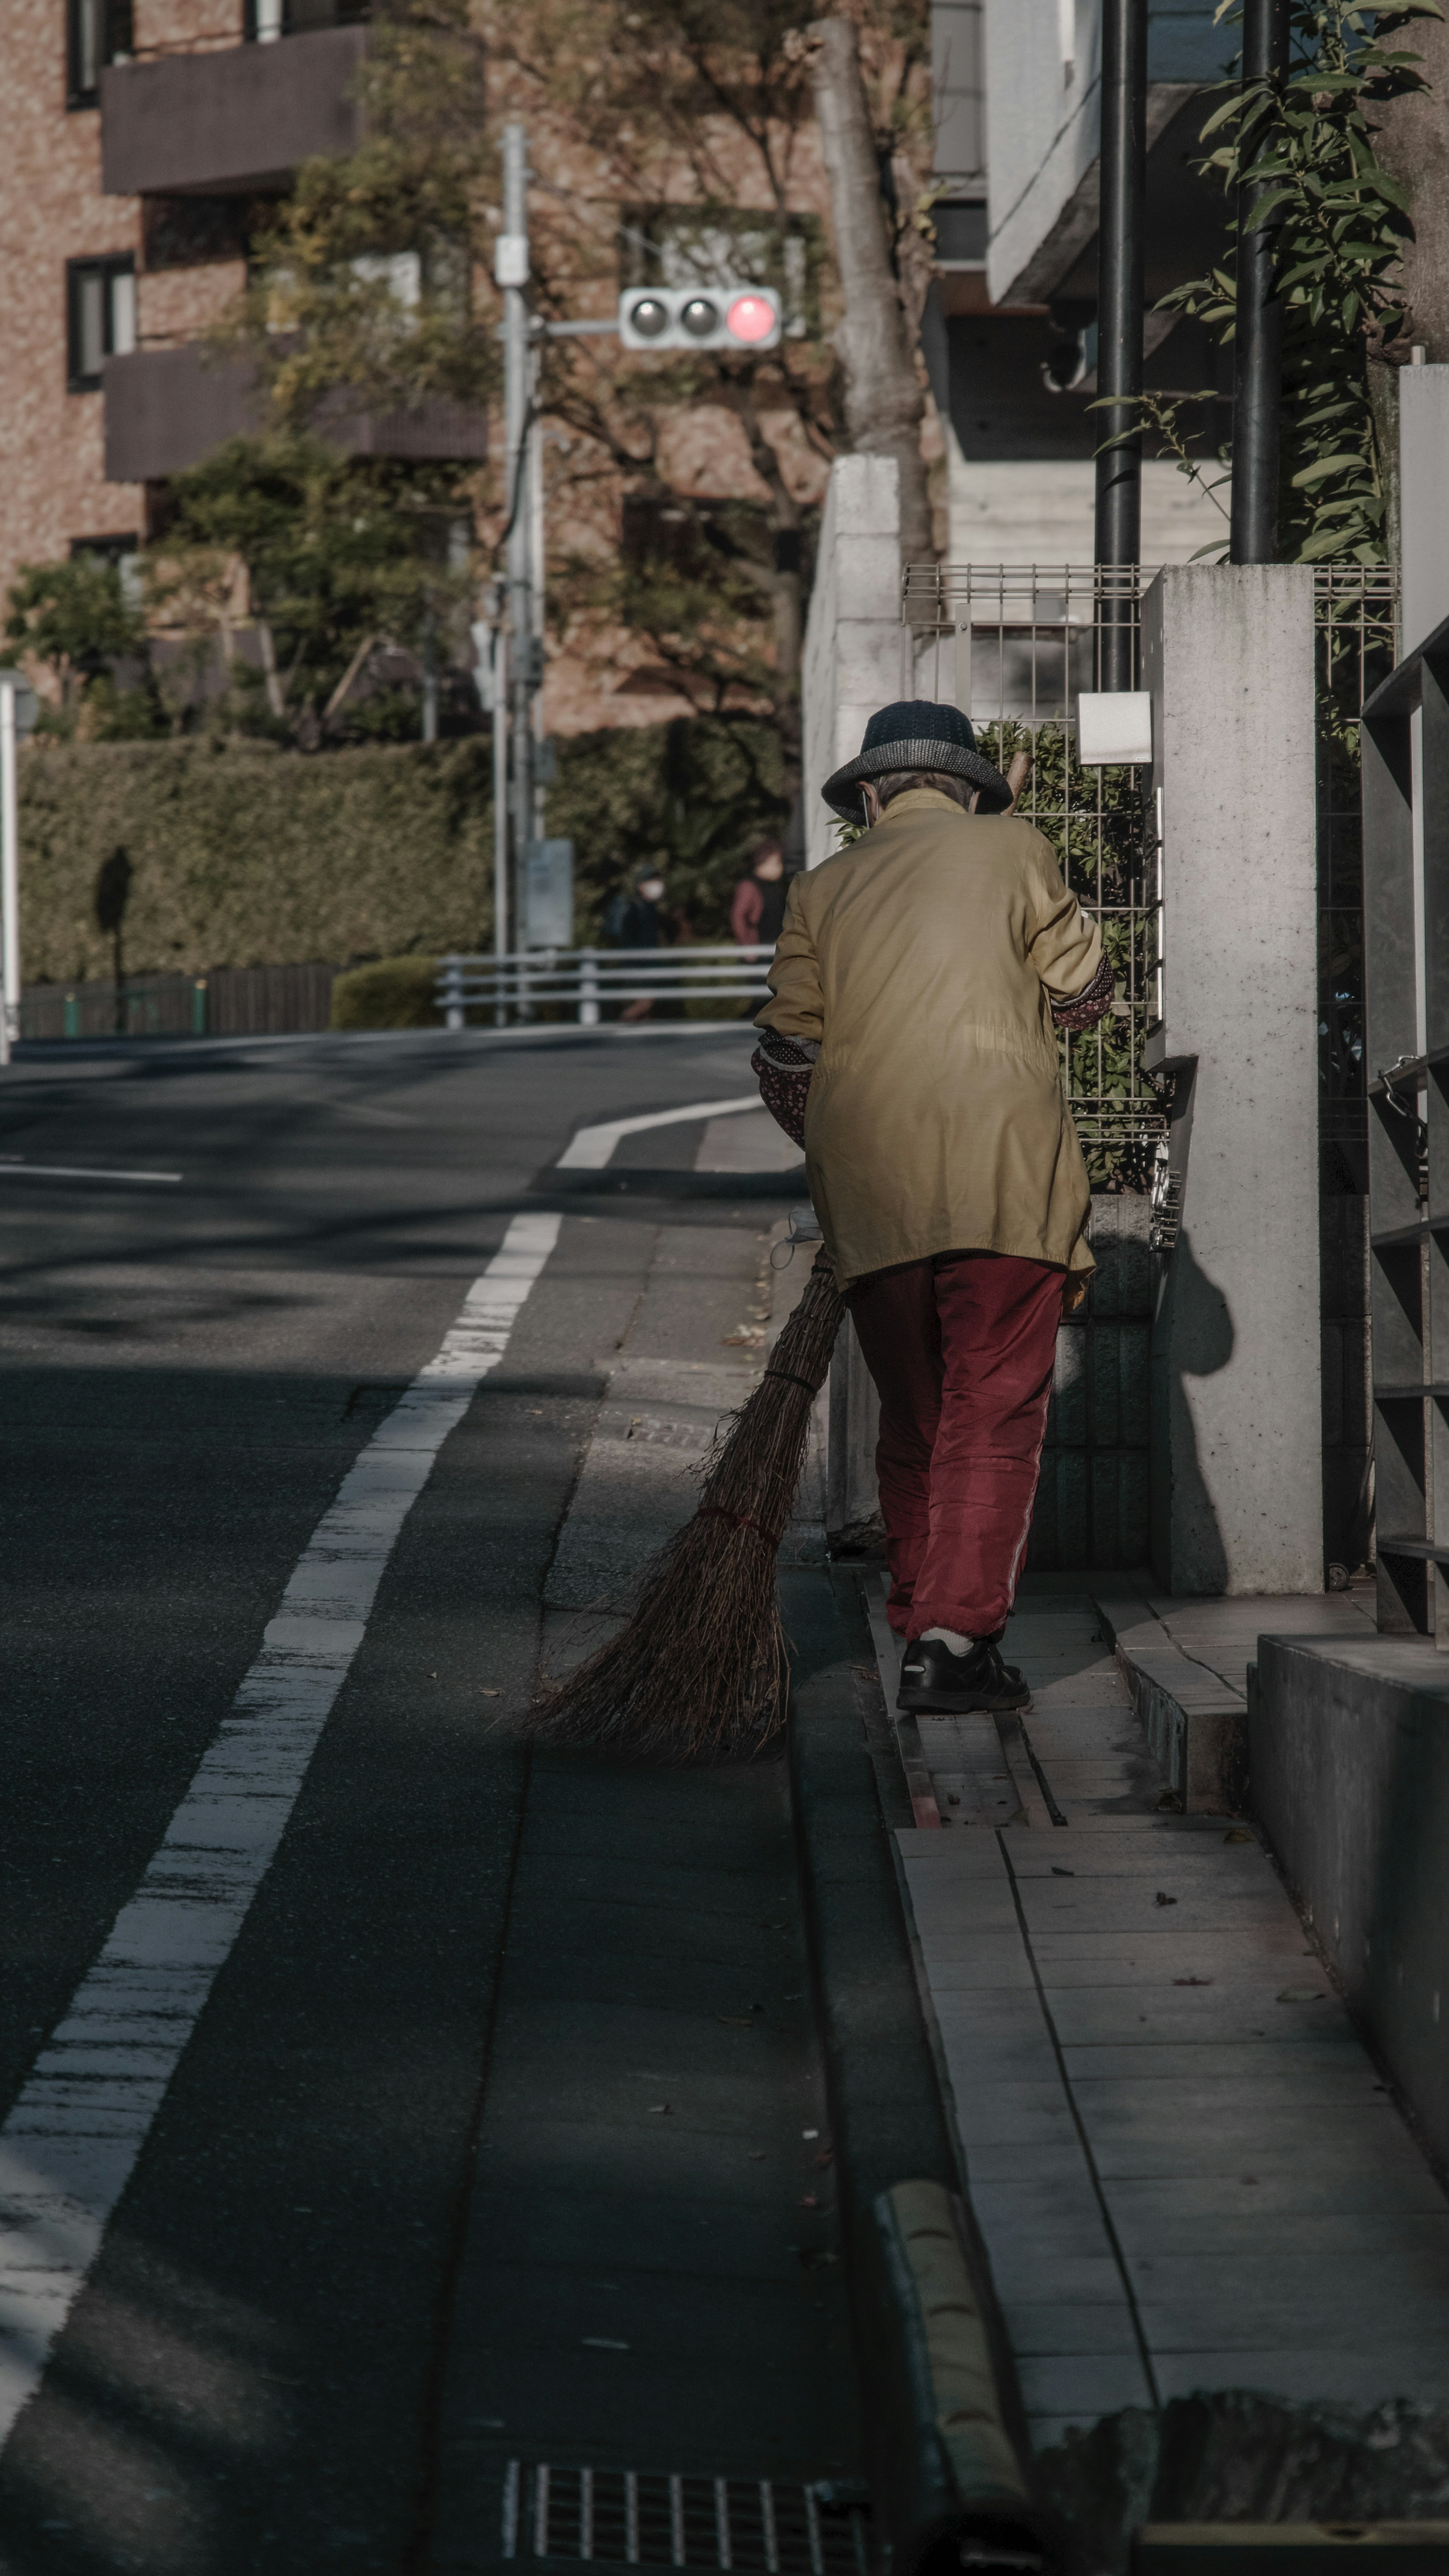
<box><xmin>154</xmin><ymin>432</ymin><xmax>474</xmax><ymax>744</ymax></box>
<box><xmin>1146</xmin><ymin>0</ymin><xmax>1440</xmax><ymax>563</ymax></box>
<box><xmin>6</xmin><ymin>558</ymin><xmax>149</xmax><ymax>724</ymax></box>
<box><xmin>978</xmin><ymin>721</ymin><xmax>1158</xmax><ymax>1190</ymax></box>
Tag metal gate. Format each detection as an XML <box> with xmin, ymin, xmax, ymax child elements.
<box><xmin>900</xmin><ymin>563</ymin><xmax>1159</xmax><ymax>1569</ymax></box>
<box><xmin>895</xmin><ymin>559</ymin><xmax>1394</xmax><ymax>1576</ymax></box>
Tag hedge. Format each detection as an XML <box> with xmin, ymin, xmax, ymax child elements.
<box><xmin>16</xmin><ymin>739</ymin><xmax>493</xmax><ymax>983</ymax></box>
<box><xmin>14</xmin><ymin>721</ymin><xmax>787</xmax><ymax>982</ymax></box>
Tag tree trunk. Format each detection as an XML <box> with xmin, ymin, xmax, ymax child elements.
<box><xmin>807</xmin><ymin>14</ymin><xmax>933</xmax><ymax>568</ymax></box>
<box><xmin>1371</xmin><ymin>18</ymin><xmax>1449</xmax><ymax>359</ymax></box>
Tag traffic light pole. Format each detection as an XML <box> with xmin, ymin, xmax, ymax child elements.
<box><xmin>1093</xmin><ymin>0</ymin><xmax>1147</xmax><ymax>691</ymax></box>
<box><xmin>499</xmin><ymin>121</ymin><xmax>533</xmax><ymax>965</ymax></box>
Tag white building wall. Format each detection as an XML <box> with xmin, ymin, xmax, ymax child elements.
<box><xmin>799</xmin><ymin>455</ymin><xmax>903</xmax><ymax>872</ymax></box>
<box><xmin>984</xmin><ymin>0</ymin><xmax>1237</xmax><ymax>307</ymax></box>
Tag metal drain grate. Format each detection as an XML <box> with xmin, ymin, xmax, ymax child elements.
<box><xmin>501</xmin><ymin>2465</ymin><xmax>871</xmax><ymax>2574</ymax></box>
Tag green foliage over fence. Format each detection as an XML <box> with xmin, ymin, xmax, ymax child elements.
<box><xmin>15</xmin><ymin>719</ymin><xmax>785</xmax><ymax>983</ymax></box>
<box><xmin>18</xmin><ymin>739</ymin><xmax>493</xmax><ymax>983</ymax></box>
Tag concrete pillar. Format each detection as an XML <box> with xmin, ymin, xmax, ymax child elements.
<box><xmin>1142</xmin><ymin>564</ymin><xmax>1323</xmax><ymax>1594</ymax></box>
<box><xmin>804</xmin><ymin>453</ymin><xmax>901</xmax><ymax>1528</ymax></box>
<box><xmin>801</xmin><ymin>455</ymin><xmax>903</xmax><ymax>870</ymax></box>
<box><xmin>1400</xmin><ymin>363</ymin><xmax>1449</xmax><ymax>658</ymax></box>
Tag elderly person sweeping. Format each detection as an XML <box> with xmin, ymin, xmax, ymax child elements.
<box><xmin>751</xmin><ymin>701</ymin><xmax>1114</xmax><ymax>1717</ymax></box>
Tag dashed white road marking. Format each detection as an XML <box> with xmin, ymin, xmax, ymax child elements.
<box><xmin>0</xmin><ymin>1208</ymin><xmax>563</xmax><ymax>2453</ymax></box>
<box><xmin>557</xmin><ymin>1096</ymin><xmax>760</xmax><ymax>1170</ymax></box>
<box><xmin>0</xmin><ymin>1161</ymin><xmax>182</xmax><ymax>1185</ymax></box>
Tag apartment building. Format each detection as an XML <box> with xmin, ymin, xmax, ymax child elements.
<box><xmin>0</xmin><ymin>0</ymin><xmax>484</xmax><ymax>631</ymax></box>
<box><xmin>926</xmin><ymin>0</ymin><xmax>1237</xmax><ymax>565</ymax></box>
<box><xmin>0</xmin><ymin>0</ymin><xmax>1240</xmax><ymax>731</ymax></box>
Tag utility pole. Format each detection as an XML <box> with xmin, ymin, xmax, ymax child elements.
<box><xmin>1094</xmin><ymin>0</ymin><xmax>1148</xmax><ymax>690</ymax></box>
<box><xmin>1230</xmin><ymin>0</ymin><xmax>1292</xmax><ymax>564</ymax></box>
<box><xmin>497</xmin><ymin>122</ymin><xmax>534</xmax><ymax>965</ymax></box>
<box><xmin>0</xmin><ymin>676</ymin><xmax>20</xmax><ymax>1067</ymax></box>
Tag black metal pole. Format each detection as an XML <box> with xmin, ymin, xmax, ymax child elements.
<box><xmin>1230</xmin><ymin>0</ymin><xmax>1292</xmax><ymax>563</ymax></box>
<box><xmin>1094</xmin><ymin>0</ymin><xmax>1148</xmax><ymax>689</ymax></box>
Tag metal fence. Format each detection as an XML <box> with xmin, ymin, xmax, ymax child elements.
<box><xmin>435</xmin><ymin>946</ymin><xmax>772</xmax><ymax>1027</ymax></box>
<box><xmin>897</xmin><ymin>559</ymin><xmax>1396</xmax><ymax>1573</ymax></box>
<box><xmin>18</xmin><ymin>961</ymin><xmax>339</xmax><ymax>1042</ymax></box>
<box><xmin>900</xmin><ymin>562</ymin><xmax>1161</xmax><ymax>1186</ymax></box>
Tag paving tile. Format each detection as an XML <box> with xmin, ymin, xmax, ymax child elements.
<box><xmin>963</xmin><ymin>2138</ymin><xmax>1105</xmax><ymax>2186</ymax></box>
<box><xmin>987</xmin><ymin>2249</ymin><xmax>1132</xmax><ymax>2308</ymax></box>
<box><xmin>1083</xmin><ymin>2103</ymin><xmax>1424</xmax><ymax>2180</ymax></box>
<box><xmin>1132</xmin><ymin>2249</ymin><xmax>1449</xmax><ymax>2350</ymax></box>
<box><xmin>1046</xmin><ymin>1984</ymin><xmax>1360</xmax><ymax>2047</ymax></box>
<box><xmin>912</xmin><ymin>1940</ymin><xmax>1037</xmax><ymax>1992</ymax></box>
<box><xmin>934</xmin><ymin>2018</ymin><xmax>1062</xmax><ymax>2086</ymax></box>
<box><xmin>1015</xmin><ymin>2353</ymin><xmax>1155</xmax><ymax>2417</ymax></box>
<box><xmin>1008</xmin><ymin>1843</ymin><xmax>1273</xmax><ymax>1881</ymax></box>
<box><xmin>906</xmin><ymin>1892</ymin><xmax>1021</xmax><ymax>1935</ymax></box>
<box><xmin>1017</xmin><ymin>1885</ymin><xmax>1292</xmax><ymax>1934</ymax></box>
<box><xmin>944</xmin><ymin>2080</ymin><xmax>1084</xmax><ymax>2150</ymax></box>
<box><xmin>1131</xmin><ymin>2210</ymin><xmax>1449</xmax><ymax>2262</ymax></box>
<box><xmin>1150</xmin><ymin>2346</ymin><xmax>1449</xmax><ymax>2409</ymax></box>
<box><xmin>1001</xmin><ymin>2299</ymin><xmax>1144</xmax><ymax>2358</ymax></box>
<box><xmin>1061</xmin><ymin>2038</ymin><xmax>1372</xmax><ymax>2085</ymax></box>
<box><xmin>1032</xmin><ymin>1923</ymin><xmax>1313</xmax><ymax>1974</ymax></box>
<box><xmin>1105</xmin><ymin>2160</ymin><xmax>1449</xmax><ymax>2227</ymax></box>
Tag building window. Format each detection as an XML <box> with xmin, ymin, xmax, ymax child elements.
<box><xmin>67</xmin><ymin>257</ymin><xmax>136</xmax><ymax>393</ymax></box>
<box><xmin>69</xmin><ymin>535</ymin><xmax>142</xmax><ymax>605</ymax></box>
<box><xmin>67</xmin><ymin>0</ymin><xmax>133</xmax><ymax>110</ymax></box>
<box><xmin>243</xmin><ymin>0</ymin><xmax>370</xmax><ymax>37</ymax></box>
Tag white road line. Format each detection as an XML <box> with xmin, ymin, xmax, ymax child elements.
<box><xmin>557</xmin><ymin>1096</ymin><xmax>761</xmax><ymax>1170</ymax></box>
<box><xmin>0</xmin><ymin>1162</ymin><xmax>183</xmax><ymax>1185</ymax></box>
<box><xmin>0</xmin><ymin>1207</ymin><xmax>563</xmax><ymax>2455</ymax></box>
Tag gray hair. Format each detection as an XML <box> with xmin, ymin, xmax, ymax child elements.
<box><xmin>874</xmin><ymin>767</ymin><xmax>974</xmax><ymax>811</ymax></box>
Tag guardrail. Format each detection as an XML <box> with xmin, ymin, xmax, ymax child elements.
<box><xmin>435</xmin><ymin>945</ymin><xmax>774</xmax><ymax>1028</ymax></box>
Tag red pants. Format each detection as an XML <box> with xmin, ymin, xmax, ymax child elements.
<box><xmin>844</xmin><ymin>1250</ymin><xmax>1063</xmax><ymax>1641</ymax></box>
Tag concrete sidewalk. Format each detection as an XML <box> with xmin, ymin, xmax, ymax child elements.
<box><xmin>1093</xmin><ymin>1574</ymin><xmax>1375</xmax><ymax>1812</ymax></box>
<box><xmin>862</xmin><ymin>1582</ymin><xmax>1449</xmax><ymax>2455</ymax></box>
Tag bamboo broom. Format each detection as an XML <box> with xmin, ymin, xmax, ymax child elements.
<box><xmin>529</xmin><ymin>1244</ymin><xmax>845</xmax><ymax>1763</ymax></box>
<box><xmin>530</xmin><ymin>745</ymin><xmax>1032</xmax><ymax>1765</ymax></box>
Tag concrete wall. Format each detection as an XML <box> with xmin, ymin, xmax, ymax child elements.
<box><xmin>1253</xmin><ymin>1632</ymin><xmax>1449</xmax><ymax>2169</ymax></box>
<box><xmin>1143</xmin><ymin>566</ymin><xmax>1324</xmax><ymax>1594</ymax></box>
<box><xmin>800</xmin><ymin>455</ymin><xmax>903</xmax><ymax>873</ymax></box>
<box><xmin>1400</xmin><ymin>363</ymin><xmax>1449</xmax><ymax>659</ymax></box>
<box><xmin>983</xmin><ymin>1</ymin><xmax>1236</xmax><ymax>306</ymax></box>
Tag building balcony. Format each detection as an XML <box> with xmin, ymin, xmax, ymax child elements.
<box><xmin>103</xmin><ymin>346</ymin><xmax>488</xmax><ymax>484</ymax></box>
<box><xmin>100</xmin><ymin>25</ymin><xmax>368</xmax><ymax>198</ymax></box>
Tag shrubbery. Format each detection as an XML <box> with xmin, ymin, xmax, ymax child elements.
<box><xmin>16</xmin><ymin>719</ymin><xmax>786</xmax><ymax>983</ymax></box>
<box><xmin>329</xmin><ymin>955</ymin><xmax>441</xmax><ymax>1028</ymax></box>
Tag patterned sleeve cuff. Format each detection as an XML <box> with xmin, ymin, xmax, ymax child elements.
<box><xmin>754</xmin><ymin>1029</ymin><xmax>820</xmax><ymax>1069</ymax></box>
<box><xmin>751</xmin><ymin>1042</ymin><xmax>812</xmax><ymax>1147</ymax></box>
<box><xmin>1049</xmin><ymin>951</ymin><xmax>1115</xmax><ymax>1032</ymax></box>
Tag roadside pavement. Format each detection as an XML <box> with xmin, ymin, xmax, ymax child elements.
<box><xmin>859</xmin><ymin>1583</ymin><xmax>1449</xmax><ymax>2453</ymax></box>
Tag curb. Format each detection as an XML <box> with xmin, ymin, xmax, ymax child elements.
<box><xmin>781</xmin><ymin>1563</ymin><xmax>1054</xmax><ymax>2576</ymax></box>
<box><xmin>1093</xmin><ymin>1593</ymin><xmax>1247</xmax><ymax>1813</ymax></box>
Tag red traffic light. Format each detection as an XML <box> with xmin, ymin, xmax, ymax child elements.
<box><xmin>726</xmin><ymin>292</ymin><xmax>777</xmax><ymax>346</ymax></box>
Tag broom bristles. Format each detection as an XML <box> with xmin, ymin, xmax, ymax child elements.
<box><xmin>530</xmin><ymin>1245</ymin><xmax>846</xmax><ymax>1762</ymax></box>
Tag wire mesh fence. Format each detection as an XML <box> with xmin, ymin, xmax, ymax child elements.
<box><xmin>899</xmin><ymin>563</ymin><xmax>1161</xmax><ymax>1190</ymax></box>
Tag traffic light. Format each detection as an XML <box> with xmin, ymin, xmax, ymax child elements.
<box><xmin>617</xmin><ymin>284</ymin><xmax>782</xmax><ymax>352</ymax></box>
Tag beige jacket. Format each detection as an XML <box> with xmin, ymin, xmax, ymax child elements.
<box><xmin>755</xmin><ymin>788</ymin><xmax>1103</xmax><ymax>1291</ymax></box>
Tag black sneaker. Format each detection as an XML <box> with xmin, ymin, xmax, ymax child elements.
<box><xmin>898</xmin><ymin>1635</ymin><xmax>1030</xmax><ymax>1715</ymax></box>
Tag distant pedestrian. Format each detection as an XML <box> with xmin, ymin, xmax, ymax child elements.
<box><xmin>730</xmin><ymin>836</ymin><xmax>787</xmax><ymax>949</ymax></box>
<box><xmin>603</xmin><ymin>865</ymin><xmax>669</xmax><ymax>1021</ymax></box>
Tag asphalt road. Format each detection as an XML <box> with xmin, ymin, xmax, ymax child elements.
<box><xmin>0</xmin><ymin>1029</ymin><xmax>857</xmax><ymax>2576</ymax></box>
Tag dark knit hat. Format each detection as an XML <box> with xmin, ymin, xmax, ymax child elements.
<box><xmin>821</xmin><ymin>699</ymin><xmax>1013</xmax><ymax>821</ymax></box>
